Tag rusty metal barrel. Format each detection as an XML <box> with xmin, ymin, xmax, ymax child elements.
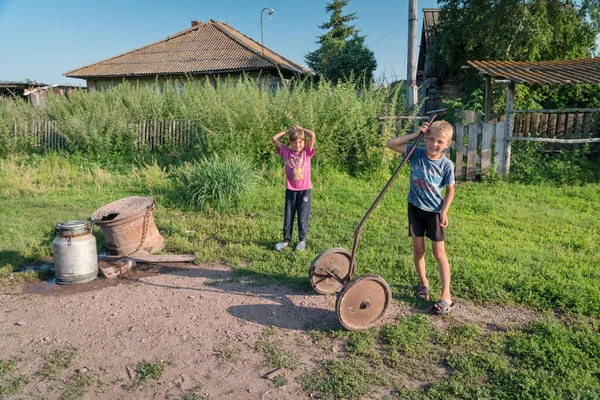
<box><xmin>91</xmin><ymin>196</ymin><xmax>164</xmax><ymax>256</ymax></box>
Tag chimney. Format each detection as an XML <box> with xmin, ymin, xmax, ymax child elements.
<box><xmin>191</xmin><ymin>20</ymin><xmax>201</xmax><ymax>27</ymax></box>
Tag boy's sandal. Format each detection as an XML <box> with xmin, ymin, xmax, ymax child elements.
<box><xmin>431</xmin><ymin>300</ymin><xmax>456</xmax><ymax>315</ymax></box>
<box><xmin>414</xmin><ymin>285</ymin><xmax>430</xmax><ymax>301</ymax></box>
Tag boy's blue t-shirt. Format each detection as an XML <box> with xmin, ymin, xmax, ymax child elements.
<box><xmin>406</xmin><ymin>145</ymin><xmax>455</xmax><ymax>212</ymax></box>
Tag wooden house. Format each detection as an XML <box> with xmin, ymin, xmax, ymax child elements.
<box><xmin>417</xmin><ymin>9</ymin><xmax>461</xmax><ymax>113</ymax></box>
<box><xmin>64</xmin><ymin>20</ymin><xmax>312</xmax><ymax>90</ymax></box>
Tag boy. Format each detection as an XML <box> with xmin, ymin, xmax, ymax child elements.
<box><xmin>272</xmin><ymin>125</ymin><xmax>316</xmax><ymax>251</ymax></box>
<box><xmin>386</xmin><ymin>120</ymin><xmax>456</xmax><ymax>314</ymax></box>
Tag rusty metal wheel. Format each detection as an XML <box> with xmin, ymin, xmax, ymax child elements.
<box><xmin>335</xmin><ymin>274</ymin><xmax>392</xmax><ymax>331</ymax></box>
<box><xmin>309</xmin><ymin>248</ymin><xmax>354</xmax><ymax>295</ymax></box>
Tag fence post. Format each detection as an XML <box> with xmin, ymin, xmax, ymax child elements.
<box><xmin>495</xmin><ymin>121</ymin><xmax>506</xmax><ymax>174</ymax></box>
<box><xmin>466</xmin><ymin>123</ymin><xmax>478</xmax><ymax>180</ymax></box>
<box><xmin>503</xmin><ymin>82</ymin><xmax>515</xmax><ymax>176</ymax></box>
<box><xmin>454</xmin><ymin>123</ymin><xmax>464</xmax><ymax>179</ymax></box>
<box><xmin>481</xmin><ymin>122</ymin><xmax>493</xmax><ymax>175</ymax></box>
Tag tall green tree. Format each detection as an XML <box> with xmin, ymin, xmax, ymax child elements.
<box><xmin>432</xmin><ymin>0</ymin><xmax>600</xmax><ymax>110</ymax></box>
<box><xmin>305</xmin><ymin>0</ymin><xmax>377</xmax><ymax>83</ymax></box>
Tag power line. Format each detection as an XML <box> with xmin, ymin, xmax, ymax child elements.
<box><xmin>367</xmin><ymin>23</ymin><xmax>408</xmax><ymax>46</ymax></box>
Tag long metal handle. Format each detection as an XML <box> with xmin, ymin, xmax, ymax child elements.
<box><xmin>348</xmin><ymin>109</ymin><xmax>446</xmax><ymax>271</ymax></box>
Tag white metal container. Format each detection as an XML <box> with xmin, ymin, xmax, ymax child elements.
<box><xmin>53</xmin><ymin>220</ymin><xmax>98</xmax><ymax>284</ymax></box>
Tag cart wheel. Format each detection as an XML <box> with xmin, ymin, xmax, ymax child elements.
<box><xmin>309</xmin><ymin>248</ymin><xmax>354</xmax><ymax>295</ymax></box>
<box><xmin>335</xmin><ymin>274</ymin><xmax>392</xmax><ymax>331</ymax></box>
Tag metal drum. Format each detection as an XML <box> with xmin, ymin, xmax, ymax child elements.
<box><xmin>53</xmin><ymin>220</ymin><xmax>98</xmax><ymax>284</ymax></box>
<box><xmin>91</xmin><ymin>196</ymin><xmax>164</xmax><ymax>256</ymax></box>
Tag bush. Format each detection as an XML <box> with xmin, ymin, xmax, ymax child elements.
<box><xmin>0</xmin><ymin>76</ymin><xmax>409</xmax><ymax>175</ymax></box>
<box><xmin>510</xmin><ymin>142</ymin><xmax>600</xmax><ymax>185</ymax></box>
<box><xmin>183</xmin><ymin>152</ymin><xmax>258</xmax><ymax>211</ymax></box>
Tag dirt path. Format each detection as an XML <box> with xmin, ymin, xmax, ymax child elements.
<box><xmin>0</xmin><ymin>263</ymin><xmax>536</xmax><ymax>399</ymax></box>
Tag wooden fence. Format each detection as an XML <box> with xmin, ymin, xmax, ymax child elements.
<box><xmin>10</xmin><ymin>119</ymin><xmax>198</xmax><ymax>151</ymax></box>
<box><xmin>129</xmin><ymin>120</ymin><xmax>198</xmax><ymax>149</ymax></box>
<box><xmin>511</xmin><ymin>108</ymin><xmax>600</xmax><ymax>151</ymax></box>
<box><xmin>15</xmin><ymin>120</ymin><xmax>68</xmax><ymax>150</ymax></box>
<box><xmin>389</xmin><ymin>116</ymin><xmax>506</xmax><ymax>180</ymax></box>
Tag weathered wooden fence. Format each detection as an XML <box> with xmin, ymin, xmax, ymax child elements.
<box><xmin>129</xmin><ymin>120</ymin><xmax>198</xmax><ymax>149</ymax></box>
<box><xmin>450</xmin><ymin>120</ymin><xmax>506</xmax><ymax>180</ymax></box>
<box><xmin>389</xmin><ymin>116</ymin><xmax>505</xmax><ymax>180</ymax></box>
<box><xmin>9</xmin><ymin>119</ymin><xmax>198</xmax><ymax>151</ymax></box>
<box><xmin>15</xmin><ymin>120</ymin><xmax>68</xmax><ymax>150</ymax></box>
<box><xmin>511</xmin><ymin>108</ymin><xmax>600</xmax><ymax>151</ymax></box>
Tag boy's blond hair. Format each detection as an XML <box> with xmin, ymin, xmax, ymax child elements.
<box><xmin>430</xmin><ymin>120</ymin><xmax>453</xmax><ymax>142</ymax></box>
<box><xmin>287</xmin><ymin>127</ymin><xmax>305</xmax><ymax>141</ymax></box>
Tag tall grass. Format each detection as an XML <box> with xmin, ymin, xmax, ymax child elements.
<box><xmin>180</xmin><ymin>152</ymin><xmax>258</xmax><ymax>211</ymax></box>
<box><xmin>0</xmin><ymin>77</ymin><xmax>407</xmax><ymax>175</ymax></box>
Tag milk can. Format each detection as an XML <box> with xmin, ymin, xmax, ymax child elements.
<box><xmin>53</xmin><ymin>220</ymin><xmax>98</xmax><ymax>284</ymax></box>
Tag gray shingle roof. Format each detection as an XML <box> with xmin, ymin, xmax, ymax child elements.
<box><xmin>64</xmin><ymin>20</ymin><xmax>312</xmax><ymax>78</ymax></box>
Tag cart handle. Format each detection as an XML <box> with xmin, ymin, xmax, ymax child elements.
<box><xmin>348</xmin><ymin>109</ymin><xmax>447</xmax><ymax>272</ymax></box>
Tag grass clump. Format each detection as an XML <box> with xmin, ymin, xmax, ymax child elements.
<box><xmin>344</xmin><ymin>328</ymin><xmax>379</xmax><ymax>357</ymax></box>
<box><xmin>0</xmin><ymin>359</ymin><xmax>16</xmax><ymax>377</ymax></box>
<box><xmin>302</xmin><ymin>357</ymin><xmax>383</xmax><ymax>400</ymax></box>
<box><xmin>256</xmin><ymin>340</ymin><xmax>299</xmax><ymax>370</ymax></box>
<box><xmin>213</xmin><ymin>343</ymin><xmax>240</xmax><ymax>363</ymax></box>
<box><xmin>128</xmin><ymin>360</ymin><xmax>167</xmax><ymax>389</ymax></box>
<box><xmin>41</xmin><ymin>349</ymin><xmax>77</xmax><ymax>378</ymax></box>
<box><xmin>0</xmin><ymin>376</ymin><xmax>29</xmax><ymax>396</ymax></box>
<box><xmin>0</xmin><ymin>359</ymin><xmax>28</xmax><ymax>396</ymax></box>
<box><xmin>261</xmin><ymin>326</ymin><xmax>277</xmax><ymax>338</ymax></box>
<box><xmin>182</xmin><ymin>153</ymin><xmax>258</xmax><ymax>212</ymax></box>
<box><xmin>58</xmin><ymin>370</ymin><xmax>95</xmax><ymax>400</ymax></box>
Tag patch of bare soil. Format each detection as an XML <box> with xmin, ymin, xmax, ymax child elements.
<box><xmin>0</xmin><ymin>263</ymin><xmax>537</xmax><ymax>399</ymax></box>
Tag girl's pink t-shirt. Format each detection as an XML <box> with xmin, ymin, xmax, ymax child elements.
<box><xmin>278</xmin><ymin>145</ymin><xmax>315</xmax><ymax>191</ymax></box>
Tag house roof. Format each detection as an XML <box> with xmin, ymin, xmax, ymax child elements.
<box><xmin>417</xmin><ymin>9</ymin><xmax>440</xmax><ymax>73</ymax></box>
<box><xmin>0</xmin><ymin>80</ymin><xmax>49</xmax><ymax>88</ymax></box>
<box><xmin>64</xmin><ymin>20</ymin><xmax>312</xmax><ymax>79</ymax></box>
<box><xmin>467</xmin><ymin>58</ymin><xmax>600</xmax><ymax>85</ymax></box>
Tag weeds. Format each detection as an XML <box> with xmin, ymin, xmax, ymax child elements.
<box><xmin>0</xmin><ymin>77</ymin><xmax>408</xmax><ymax>175</ymax></box>
<box><xmin>0</xmin><ymin>359</ymin><xmax>15</xmax><ymax>377</ymax></box>
<box><xmin>262</xmin><ymin>326</ymin><xmax>277</xmax><ymax>338</ymax></box>
<box><xmin>272</xmin><ymin>374</ymin><xmax>288</xmax><ymax>387</ymax></box>
<box><xmin>256</xmin><ymin>341</ymin><xmax>299</xmax><ymax>370</ymax></box>
<box><xmin>127</xmin><ymin>361</ymin><xmax>168</xmax><ymax>389</ymax></box>
<box><xmin>0</xmin><ymin>376</ymin><xmax>29</xmax><ymax>396</ymax></box>
<box><xmin>41</xmin><ymin>349</ymin><xmax>77</xmax><ymax>378</ymax></box>
<box><xmin>302</xmin><ymin>357</ymin><xmax>382</xmax><ymax>400</ymax></box>
<box><xmin>214</xmin><ymin>343</ymin><xmax>240</xmax><ymax>363</ymax></box>
<box><xmin>58</xmin><ymin>370</ymin><xmax>95</xmax><ymax>400</ymax></box>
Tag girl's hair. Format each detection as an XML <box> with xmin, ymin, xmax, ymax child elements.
<box><xmin>287</xmin><ymin>127</ymin><xmax>305</xmax><ymax>141</ymax></box>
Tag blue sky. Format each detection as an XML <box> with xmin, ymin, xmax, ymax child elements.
<box><xmin>0</xmin><ymin>0</ymin><xmax>439</xmax><ymax>86</ymax></box>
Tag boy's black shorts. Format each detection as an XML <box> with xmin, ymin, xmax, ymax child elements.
<box><xmin>408</xmin><ymin>202</ymin><xmax>446</xmax><ymax>242</ymax></box>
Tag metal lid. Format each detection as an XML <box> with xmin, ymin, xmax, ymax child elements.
<box><xmin>55</xmin><ymin>220</ymin><xmax>88</xmax><ymax>230</ymax></box>
<box><xmin>91</xmin><ymin>196</ymin><xmax>155</xmax><ymax>223</ymax></box>
<box><xmin>55</xmin><ymin>220</ymin><xmax>90</xmax><ymax>237</ymax></box>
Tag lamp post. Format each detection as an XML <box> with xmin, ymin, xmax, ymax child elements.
<box><xmin>260</xmin><ymin>8</ymin><xmax>274</xmax><ymax>56</ymax></box>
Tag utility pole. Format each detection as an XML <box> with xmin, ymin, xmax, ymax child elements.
<box><xmin>407</xmin><ymin>0</ymin><xmax>418</xmax><ymax>113</ymax></box>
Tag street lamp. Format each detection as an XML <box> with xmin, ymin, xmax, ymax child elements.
<box><xmin>260</xmin><ymin>7</ymin><xmax>274</xmax><ymax>56</ymax></box>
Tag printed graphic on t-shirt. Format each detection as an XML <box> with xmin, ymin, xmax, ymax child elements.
<box><xmin>287</xmin><ymin>155</ymin><xmax>305</xmax><ymax>181</ymax></box>
<box><xmin>411</xmin><ymin>165</ymin><xmax>443</xmax><ymax>193</ymax></box>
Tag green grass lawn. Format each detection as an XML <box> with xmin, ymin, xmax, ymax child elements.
<box><xmin>1</xmin><ymin>154</ymin><xmax>599</xmax><ymax>399</ymax></box>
